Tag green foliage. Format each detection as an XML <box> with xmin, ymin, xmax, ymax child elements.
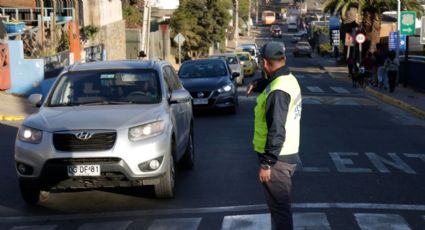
<box><xmin>319</xmin><ymin>43</ymin><xmax>332</xmax><ymax>56</ymax></box>
<box><xmin>122</xmin><ymin>2</ymin><xmax>143</xmax><ymax>28</ymax></box>
<box><xmin>58</xmin><ymin>30</ymin><xmax>69</xmax><ymax>52</ymax></box>
<box><xmin>171</xmin><ymin>0</ymin><xmax>231</xmax><ymax>58</ymax></box>
<box><xmin>81</xmin><ymin>25</ymin><xmax>99</xmax><ymax>42</ymax></box>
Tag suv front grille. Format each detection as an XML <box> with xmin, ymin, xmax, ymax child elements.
<box><xmin>190</xmin><ymin>91</ymin><xmax>212</xmax><ymax>98</ymax></box>
<box><xmin>53</xmin><ymin>132</ymin><xmax>116</xmax><ymax>152</ymax></box>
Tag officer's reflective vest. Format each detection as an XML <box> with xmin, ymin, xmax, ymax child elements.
<box><xmin>253</xmin><ymin>74</ymin><xmax>302</xmax><ymax>155</ymax></box>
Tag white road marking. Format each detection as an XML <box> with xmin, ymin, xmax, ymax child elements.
<box><xmin>148</xmin><ymin>218</ymin><xmax>201</xmax><ymax>230</ymax></box>
<box><xmin>78</xmin><ymin>221</ymin><xmax>132</xmax><ymax>230</ymax></box>
<box><xmin>355</xmin><ymin>213</ymin><xmax>411</xmax><ymax>230</ymax></box>
<box><xmin>221</xmin><ymin>213</ymin><xmax>270</xmax><ymax>230</ymax></box>
<box><xmin>330</xmin><ymin>86</ymin><xmax>350</xmax><ymax>94</ymax></box>
<box><xmin>294</xmin><ymin>213</ymin><xmax>331</xmax><ymax>229</ymax></box>
<box><xmin>2</xmin><ymin>204</ymin><xmax>425</xmax><ymax>223</ymax></box>
<box><xmin>306</xmin><ymin>86</ymin><xmax>324</xmax><ymax>93</ymax></box>
<box><xmin>9</xmin><ymin>225</ymin><xmax>57</xmax><ymax>230</ymax></box>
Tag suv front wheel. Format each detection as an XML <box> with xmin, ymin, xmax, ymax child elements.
<box><xmin>154</xmin><ymin>152</ymin><xmax>175</xmax><ymax>199</ymax></box>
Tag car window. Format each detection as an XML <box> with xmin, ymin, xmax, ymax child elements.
<box><xmin>48</xmin><ymin>69</ymin><xmax>161</xmax><ymax>106</ymax></box>
<box><xmin>164</xmin><ymin>66</ymin><xmax>182</xmax><ymax>90</ymax></box>
<box><xmin>226</xmin><ymin>56</ymin><xmax>238</xmax><ymax>64</ymax></box>
<box><xmin>237</xmin><ymin>54</ymin><xmax>249</xmax><ymax>61</ymax></box>
<box><xmin>179</xmin><ymin>60</ymin><xmax>228</xmax><ymax>78</ymax></box>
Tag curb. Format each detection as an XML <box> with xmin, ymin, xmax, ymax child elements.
<box><xmin>0</xmin><ymin>115</ymin><xmax>25</xmax><ymax>121</ymax></box>
<box><xmin>365</xmin><ymin>87</ymin><xmax>425</xmax><ymax>120</ymax></box>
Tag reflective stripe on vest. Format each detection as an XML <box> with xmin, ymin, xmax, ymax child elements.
<box><xmin>253</xmin><ymin>74</ymin><xmax>302</xmax><ymax>155</ymax></box>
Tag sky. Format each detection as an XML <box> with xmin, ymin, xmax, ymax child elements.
<box><xmin>152</xmin><ymin>0</ymin><xmax>179</xmax><ymax>9</ymax></box>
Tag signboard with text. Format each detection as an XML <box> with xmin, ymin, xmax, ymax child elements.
<box><xmin>421</xmin><ymin>16</ymin><xmax>425</xmax><ymax>44</ymax></box>
<box><xmin>331</xmin><ymin>30</ymin><xmax>340</xmax><ymax>46</ymax></box>
<box><xmin>389</xmin><ymin>31</ymin><xmax>406</xmax><ymax>53</ymax></box>
<box><xmin>400</xmin><ymin>11</ymin><xmax>416</xmax><ymax>36</ymax></box>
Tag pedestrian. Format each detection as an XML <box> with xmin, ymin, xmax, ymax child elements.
<box><xmin>246</xmin><ymin>41</ymin><xmax>302</xmax><ymax>230</ymax></box>
<box><xmin>384</xmin><ymin>50</ymin><xmax>399</xmax><ymax>93</ymax></box>
<box><xmin>347</xmin><ymin>56</ymin><xmax>355</xmax><ymax>79</ymax></box>
<box><xmin>374</xmin><ymin>43</ymin><xmax>388</xmax><ymax>89</ymax></box>
<box><xmin>362</xmin><ymin>52</ymin><xmax>374</xmax><ymax>86</ymax></box>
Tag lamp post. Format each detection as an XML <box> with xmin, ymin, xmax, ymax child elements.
<box><xmin>159</xmin><ymin>22</ymin><xmax>169</xmax><ymax>60</ymax></box>
<box><xmin>396</xmin><ymin>0</ymin><xmax>401</xmax><ymax>60</ymax></box>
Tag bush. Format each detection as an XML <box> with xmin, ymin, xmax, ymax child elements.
<box><xmin>319</xmin><ymin>43</ymin><xmax>332</xmax><ymax>56</ymax></box>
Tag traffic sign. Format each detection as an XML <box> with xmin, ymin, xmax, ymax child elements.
<box><xmin>400</xmin><ymin>11</ymin><xmax>416</xmax><ymax>36</ymax></box>
<box><xmin>331</xmin><ymin>30</ymin><xmax>340</xmax><ymax>46</ymax></box>
<box><xmin>355</xmin><ymin>33</ymin><xmax>366</xmax><ymax>44</ymax></box>
<box><xmin>421</xmin><ymin>16</ymin><xmax>425</xmax><ymax>44</ymax></box>
<box><xmin>173</xmin><ymin>33</ymin><xmax>185</xmax><ymax>46</ymax></box>
<box><xmin>389</xmin><ymin>31</ymin><xmax>406</xmax><ymax>53</ymax></box>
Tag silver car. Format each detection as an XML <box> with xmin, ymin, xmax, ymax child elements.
<box><xmin>15</xmin><ymin>60</ymin><xmax>194</xmax><ymax>204</ymax></box>
<box><xmin>208</xmin><ymin>53</ymin><xmax>244</xmax><ymax>85</ymax></box>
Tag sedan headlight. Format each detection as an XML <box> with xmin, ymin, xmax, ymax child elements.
<box><xmin>129</xmin><ymin>120</ymin><xmax>165</xmax><ymax>141</ymax></box>
<box><xmin>217</xmin><ymin>84</ymin><xmax>233</xmax><ymax>93</ymax></box>
<box><xmin>17</xmin><ymin>126</ymin><xmax>43</xmax><ymax>144</ymax></box>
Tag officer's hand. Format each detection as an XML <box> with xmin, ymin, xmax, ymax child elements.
<box><xmin>259</xmin><ymin>168</ymin><xmax>271</xmax><ymax>183</ymax></box>
<box><xmin>246</xmin><ymin>82</ymin><xmax>256</xmax><ymax>97</ymax></box>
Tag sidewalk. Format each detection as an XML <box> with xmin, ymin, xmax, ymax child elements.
<box><xmin>316</xmin><ymin>55</ymin><xmax>425</xmax><ymax>120</ymax></box>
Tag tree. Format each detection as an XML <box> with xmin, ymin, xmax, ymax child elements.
<box><xmin>324</xmin><ymin>0</ymin><xmax>423</xmax><ymax>52</ymax></box>
<box><xmin>170</xmin><ymin>0</ymin><xmax>231</xmax><ymax>58</ymax></box>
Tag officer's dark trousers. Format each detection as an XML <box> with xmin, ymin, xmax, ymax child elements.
<box><xmin>262</xmin><ymin>161</ymin><xmax>296</xmax><ymax>230</ymax></box>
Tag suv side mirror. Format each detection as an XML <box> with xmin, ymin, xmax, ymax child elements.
<box><xmin>28</xmin><ymin>94</ymin><xmax>43</xmax><ymax>107</ymax></box>
<box><xmin>170</xmin><ymin>89</ymin><xmax>192</xmax><ymax>104</ymax></box>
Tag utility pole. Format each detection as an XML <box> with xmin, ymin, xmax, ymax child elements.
<box><xmin>40</xmin><ymin>0</ymin><xmax>44</xmax><ymax>51</ymax></box>
<box><xmin>233</xmin><ymin>0</ymin><xmax>239</xmax><ymax>45</ymax></box>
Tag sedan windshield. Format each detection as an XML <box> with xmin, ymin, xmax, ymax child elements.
<box><xmin>179</xmin><ymin>60</ymin><xmax>228</xmax><ymax>78</ymax></box>
<box><xmin>48</xmin><ymin>69</ymin><xmax>161</xmax><ymax>106</ymax></box>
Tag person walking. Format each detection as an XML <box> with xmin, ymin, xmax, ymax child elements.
<box><xmin>246</xmin><ymin>42</ymin><xmax>302</xmax><ymax>230</ymax></box>
<box><xmin>384</xmin><ymin>50</ymin><xmax>399</xmax><ymax>93</ymax></box>
<box><xmin>374</xmin><ymin>43</ymin><xmax>388</xmax><ymax>89</ymax></box>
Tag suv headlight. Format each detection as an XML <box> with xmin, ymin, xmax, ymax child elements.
<box><xmin>217</xmin><ymin>84</ymin><xmax>233</xmax><ymax>93</ymax></box>
<box><xmin>129</xmin><ymin>120</ymin><xmax>165</xmax><ymax>141</ymax></box>
<box><xmin>18</xmin><ymin>126</ymin><xmax>43</xmax><ymax>144</ymax></box>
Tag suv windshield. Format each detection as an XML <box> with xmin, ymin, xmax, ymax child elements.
<box><xmin>179</xmin><ymin>60</ymin><xmax>228</xmax><ymax>78</ymax></box>
<box><xmin>48</xmin><ymin>69</ymin><xmax>161</xmax><ymax>106</ymax></box>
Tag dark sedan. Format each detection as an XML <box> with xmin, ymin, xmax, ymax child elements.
<box><xmin>178</xmin><ymin>59</ymin><xmax>239</xmax><ymax>113</ymax></box>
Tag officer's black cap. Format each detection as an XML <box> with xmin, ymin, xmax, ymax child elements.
<box><xmin>260</xmin><ymin>42</ymin><xmax>286</xmax><ymax>60</ymax></box>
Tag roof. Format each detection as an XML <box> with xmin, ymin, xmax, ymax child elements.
<box><xmin>68</xmin><ymin>60</ymin><xmax>166</xmax><ymax>72</ymax></box>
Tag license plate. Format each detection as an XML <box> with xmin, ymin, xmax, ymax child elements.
<box><xmin>193</xmin><ymin>98</ymin><xmax>208</xmax><ymax>105</ymax></box>
<box><xmin>67</xmin><ymin>165</ymin><xmax>100</xmax><ymax>176</ymax></box>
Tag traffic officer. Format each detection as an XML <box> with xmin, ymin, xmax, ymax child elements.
<box><xmin>247</xmin><ymin>41</ymin><xmax>302</xmax><ymax>230</ymax></box>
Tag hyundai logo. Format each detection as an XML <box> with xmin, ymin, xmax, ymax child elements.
<box><xmin>75</xmin><ymin>131</ymin><xmax>93</xmax><ymax>140</ymax></box>
<box><xmin>197</xmin><ymin>92</ymin><xmax>204</xmax><ymax>98</ymax></box>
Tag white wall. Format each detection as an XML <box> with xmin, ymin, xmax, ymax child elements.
<box><xmin>99</xmin><ymin>0</ymin><xmax>122</xmax><ymax>26</ymax></box>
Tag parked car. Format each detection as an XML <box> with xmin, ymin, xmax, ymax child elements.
<box><xmin>271</xmin><ymin>25</ymin><xmax>283</xmax><ymax>38</ymax></box>
<box><xmin>15</xmin><ymin>60</ymin><xmax>194</xmax><ymax>204</ymax></box>
<box><xmin>208</xmin><ymin>53</ymin><xmax>244</xmax><ymax>85</ymax></box>
<box><xmin>291</xmin><ymin>30</ymin><xmax>308</xmax><ymax>43</ymax></box>
<box><xmin>293</xmin><ymin>41</ymin><xmax>313</xmax><ymax>57</ymax></box>
<box><xmin>236</xmin><ymin>51</ymin><xmax>256</xmax><ymax>77</ymax></box>
<box><xmin>178</xmin><ymin>59</ymin><xmax>239</xmax><ymax>113</ymax></box>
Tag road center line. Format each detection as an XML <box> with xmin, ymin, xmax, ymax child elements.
<box><xmin>1</xmin><ymin>203</ymin><xmax>425</xmax><ymax>223</ymax></box>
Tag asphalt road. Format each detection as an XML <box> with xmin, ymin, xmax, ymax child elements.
<box><xmin>0</xmin><ymin>25</ymin><xmax>425</xmax><ymax>230</ymax></box>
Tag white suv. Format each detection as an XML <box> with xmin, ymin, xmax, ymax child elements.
<box><xmin>15</xmin><ymin>60</ymin><xmax>194</xmax><ymax>204</ymax></box>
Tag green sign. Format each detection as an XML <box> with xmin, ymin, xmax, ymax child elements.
<box><xmin>400</xmin><ymin>11</ymin><xmax>416</xmax><ymax>36</ymax></box>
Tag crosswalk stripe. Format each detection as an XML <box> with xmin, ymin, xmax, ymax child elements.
<box><xmin>293</xmin><ymin>212</ymin><xmax>331</xmax><ymax>229</ymax></box>
<box><xmin>221</xmin><ymin>213</ymin><xmax>270</xmax><ymax>230</ymax></box>
<box><xmin>355</xmin><ymin>213</ymin><xmax>411</xmax><ymax>230</ymax></box>
<box><xmin>221</xmin><ymin>212</ymin><xmax>332</xmax><ymax>230</ymax></box>
<box><xmin>9</xmin><ymin>225</ymin><xmax>57</xmax><ymax>230</ymax></box>
<box><xmin>147</xmin><ymin>217</ymin><xmax>201</xmax><ymax>230</ymax></box>
<box><xmin>330</xmin><ymin>87</ymin><xmax>350</xmax><ymax>94</ymax></box>
<box><xmin>78</xmin><ymin>221</ymin><xmax>132</xmax><ymax>230</ymax></box>
<box><xmin>306</xmin><ymin>86</ymin><xmax>324</xmax><ymax>93</ymax></box>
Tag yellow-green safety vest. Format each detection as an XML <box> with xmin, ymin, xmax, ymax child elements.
<box><xmin>253</xmin><ymin>73</ymin><xmax>302</xmax><ymax>155</ymax></box>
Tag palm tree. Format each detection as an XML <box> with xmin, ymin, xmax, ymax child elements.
<box><xmin>324</xmin><ymin>0</ymin><xmax>423</xmax><ymax>52</ymax></box>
